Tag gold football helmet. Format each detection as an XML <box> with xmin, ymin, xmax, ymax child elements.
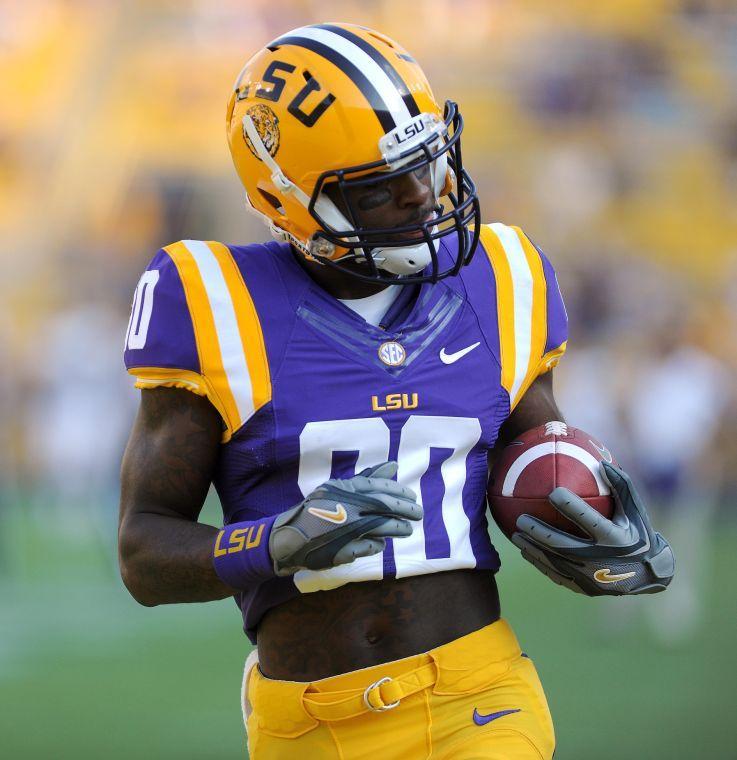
<box><xmin>226</xmin><ymin>23</ymin><xmax>480</xmax><ymax>283</ymax></box>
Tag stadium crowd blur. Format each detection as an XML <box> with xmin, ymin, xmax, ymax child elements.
<box><xmin>1</xmin><ymin>0</ymin><xmax>735</xmax><ymax>639</ymax></box>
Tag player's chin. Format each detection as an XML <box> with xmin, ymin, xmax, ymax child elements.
<box><xmin>385</xmin><ymin>233</ymin><xmax>431</xmax><ymax>245</ymax></box>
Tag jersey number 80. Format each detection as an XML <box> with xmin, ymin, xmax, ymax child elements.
<box><xmin>295</xmin><ymin>415</ymin><xmax>482</xmax><ymax>593</ymax></box>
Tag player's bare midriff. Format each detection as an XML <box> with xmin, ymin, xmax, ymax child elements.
<box><xmin>256</xmin><ymin>569</ymin><xmax>500</xmax><ymax>681</ymax></box>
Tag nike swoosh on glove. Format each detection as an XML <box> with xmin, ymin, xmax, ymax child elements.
<box><xmin>511</xmin><ymin>461</ymin><xmax>675</xmax><ymax>596</ymax></box>
<box><xmin>270</xmin><ymin>461</ymin><xmax>422</xmax><ymax>576</ymax></box>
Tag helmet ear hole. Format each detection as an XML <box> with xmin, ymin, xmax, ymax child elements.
<box><xmin>258</xmin><ymin>188</ymin><xmax>285</xmax><ymax>214</ymax></box>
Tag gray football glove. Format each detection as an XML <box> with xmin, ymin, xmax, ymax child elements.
<box><xmin>269</xmin><ymin>461</ymin><xmax>422</xmax><ymax>576</ymax></box>
<box><xmin>511</xmin><ymin>461</ymin><xmax>675</xmax><ymax>596</ymax></box>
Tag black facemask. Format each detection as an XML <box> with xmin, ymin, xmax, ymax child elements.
<box><xmin>306</xmin><ymin>101</ymin><xmax>482</xmax><ymax>285</ymax></box>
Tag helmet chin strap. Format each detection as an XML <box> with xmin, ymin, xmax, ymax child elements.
<box><xmin>369</xmin><ymin>242</ymin><xmax>433</xmax><ymax>275</ymax></box>
<box><xmin>370</xmin><ymin>218</ymin><xmax>441</xmax><ymax>274</ymax></box>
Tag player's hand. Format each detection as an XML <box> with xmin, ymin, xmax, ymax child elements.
<box><xmin>269</xmin><ymin>461</ymin><xmax>422</xmax><ymax>576</ymax></box>
<box><xmin>511</xmin><ymin>461</ymin><xmax>675</xmax><ymax>596</ymax></box>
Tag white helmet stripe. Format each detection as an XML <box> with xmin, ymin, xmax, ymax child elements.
<box><xmin>314</xmin><ymin>24</ymin><xmax>421</xmax><ymax>118</ymax></box>
<box><xmin>284</xmin><ymin>26</ymin><xmax>412</xmax><ymax>128</ymax></box>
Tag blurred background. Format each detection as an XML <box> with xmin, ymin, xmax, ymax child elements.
<box><xmin>1</xmin><ymin>0</ymin><xmax>736</xmax><ymax>757</ymax></box>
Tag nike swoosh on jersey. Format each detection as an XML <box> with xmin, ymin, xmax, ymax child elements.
<box><xmin>472</xmin><ymin>708</ymin><xmax>521</xmax><ymax>726</ymax></box>
<box><xmin>593</xmin><ymin>568</ymin><xmax>637</xmax><ymax>584</ymax></box>
<box><xmin>307</xmin><ymin>503</ymin><xmax>348</xmax><ymax>524</ymax></box>
<box><xmin>439</xmin><ymin>342</ymin><xmax>481</xmax><ymax>364</ymax></box>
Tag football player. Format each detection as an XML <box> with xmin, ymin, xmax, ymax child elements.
<box><xmin>119</xmin><ymin>23</ymin><xmax>674</xmax><ymax>759</ymax></box>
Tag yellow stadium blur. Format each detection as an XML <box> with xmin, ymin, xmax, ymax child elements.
<box><xmin>1</xmin><ymin>3</ymin><xmax>737</xmax><ymax>758</ymax></box>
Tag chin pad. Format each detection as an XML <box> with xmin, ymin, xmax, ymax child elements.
<box><xmin>373</xmin><ymin>240</ymin><xmax>434</xmax><ymax>275</ymax></box>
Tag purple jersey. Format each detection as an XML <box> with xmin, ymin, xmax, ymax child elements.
<box><xmin>124</xmin><ymin>224</ymin><xmax>567</xmax><ymax>642</ymax></box>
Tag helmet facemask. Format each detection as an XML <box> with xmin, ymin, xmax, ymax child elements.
<box><xmin>307</xmin><ymin>101</ymin><xmax>481</xmax><ymax>284</ymax></box>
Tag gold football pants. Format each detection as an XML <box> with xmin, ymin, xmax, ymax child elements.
<box><xmin>244</xmin><ymin>618</ymin><xmax>555</xmax><ymax>759</ymax></box>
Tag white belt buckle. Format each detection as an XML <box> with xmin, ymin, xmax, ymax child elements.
<box><xmin>363</xmin><ymin>676</ymin><xmax>400</xmax><ymax>712</ymax></box>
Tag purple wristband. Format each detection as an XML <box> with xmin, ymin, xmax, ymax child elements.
<box><xmin>212</xmin><ymin>515</ymin><xmax>277</xmax><ymax>589</ymax></box>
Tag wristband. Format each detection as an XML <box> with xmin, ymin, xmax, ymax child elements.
<box><xmin>212</xmin><ymin>515</ymin><xmax>278</xmax><ymax>589</ymax></box>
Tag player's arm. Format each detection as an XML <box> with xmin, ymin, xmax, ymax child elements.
<box><xmin>489</xmin><ymin>371</ymin><xmax>565</xmax><ymax>476</ymax></box>
<box><xmin>493</xmin><ymin>374</ymin><xmax>675</xmax><ymax>596</ymax></box>
<box><xmin>481</xmin><ymin>226</ymin><xmax>673</xmax><ymax>595</ymax></box>
<box><xmin>118</xmin><ymin>386</ymin><xmax>234</xmax><ymax>606</ymax></box>
<box><xmin>494</xmin><ymin>370</ymin><xmax>563</xmax><ymax>450</ymax></box>
<box><xmin>121</xmin><ymin>246</ymin><xmax>423</xmax><ymax>605</ymax></box>
<box><xmin>119</xmin><ymin>387</ymin><xmax>423</xmax><ymax>606</ymax></box>
<box><xmin>497</xmin><ymin>356</ymin><xmax>674</xmax><ymax>597</ymax></box>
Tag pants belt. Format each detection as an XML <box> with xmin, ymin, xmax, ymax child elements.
<box><xmin>302</xmin><ymin>660</ymin><xmax>437</xmax><ymax>722</ymax></box>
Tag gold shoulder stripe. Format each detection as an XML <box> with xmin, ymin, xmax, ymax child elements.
<box><xmin>164</xmin><ymin>240</ymin><xmax>272</xmax><ymax>439</ymax></box>
<box><xmin>164</xmin><ymin>241</ymin><xmax>240</xmax><ymax>435</ymax></box>
<box><xmin>510</xmin><ymin>226</ymin><xmax>548</xmax><ymax>407</ymax></box>
<box><xmin>206</xmin><ymin>242</ymin><xmax>271</xmax><ymax>416</ymax></box>
<box><xmin>479</xmin><ymin>224</ymin><xmax>554</xmax><ymax>411</ymax></box>
<box><xmin>478</xmin><ymin>224</ymin><xmax>516</xmax><ymax>395</ymax></box>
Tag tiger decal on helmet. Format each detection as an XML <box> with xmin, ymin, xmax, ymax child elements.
<box><xmin>243</xmin><ymin>104</ymin><xmax>281</xmax><ymax>160</ymax></box>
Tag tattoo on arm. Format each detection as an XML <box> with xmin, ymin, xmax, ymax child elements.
<box><xmin>124</xmin><ymin>386</ymin><xmax>219</xmax><ymax>515</ymax></box>
<box><xmin>118</xmin><ymin>387</ymin><xmax>237</xmax><ymax>605</ymax></box>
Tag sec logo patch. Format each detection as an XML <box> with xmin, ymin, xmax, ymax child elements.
<box><xmin>378</xmin><ymin>341</ymin><xmax>406</xmax><ymax>366</ymax></box>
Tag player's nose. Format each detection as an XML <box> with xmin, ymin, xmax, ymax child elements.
<box><xmin>393</xmin><ymin>170</ymin><xmax>433</xmax><ymax>210</ymax></box>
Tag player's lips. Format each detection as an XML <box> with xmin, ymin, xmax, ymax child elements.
<box><xmin>387</xmin><ymin>212</ymin><xmax>436</xmax><ymax>242</ymax></box>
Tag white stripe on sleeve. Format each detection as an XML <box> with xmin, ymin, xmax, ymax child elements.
<box><xmin>490</xmin><ymin>223</ymin><xmax>534</xmax><ymax>404</ymax></box>
<box><xmin>182</xmin><ymin>240</ymin><xmax>254</xmax><ymax>425</ymax></box>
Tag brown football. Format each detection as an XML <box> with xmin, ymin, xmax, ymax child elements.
<box><xmin>488</xmin><ymin>421</ymin><xmax>616</xmax><ymax>540</ymax></box>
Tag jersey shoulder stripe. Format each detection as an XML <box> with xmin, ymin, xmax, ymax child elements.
<box><xmin>478</xmin><ymin>223</ymin><xmax>567</xmax><ymax>411</ymax></box>
<box><xmin>127</xmin><ymin>240</ymin><xmax>271</xmax><ymax>442</ymax></box>
<box><xmin>165</xmin><ymin>240</ymin><xmax>271</xmax><ymax>439</ymax></box>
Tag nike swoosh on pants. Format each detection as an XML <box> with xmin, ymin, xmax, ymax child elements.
<box><xmin>472</xmin><ymin>708</ymin><xmax>521</xmax><ymax>726</ymax></box>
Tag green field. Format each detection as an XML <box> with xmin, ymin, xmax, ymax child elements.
<box><xmin>1</xmin><ymin>503</ymin><xmax>735</xmax><ymax>759</ymax></box>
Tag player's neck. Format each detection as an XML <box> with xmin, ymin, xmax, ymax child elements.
<box><xmin>291</xmin><ymin>247</ymin><xmax>393</xmax><ymax>299</ymax></box>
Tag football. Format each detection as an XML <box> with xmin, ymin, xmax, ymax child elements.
<box><xmin>488</xmin><ymin>421</ymin><xmax>616</xmax><ymax>540</ymax></box>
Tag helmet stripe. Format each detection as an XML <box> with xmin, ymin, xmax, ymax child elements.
<box><xmin>273</xmin><ymin>34</ymin><xmax>395</xmax><ymax>131</ymax></box>
<box><xmin>272</xmin><ymin>29</ymin><xmax>413</xmax><ymax>133</ymax></box>
<box><xmin>313</xmin><ymin>24</ymin><xmax>421</xmax><ymax>118</ymax></box>
<box><xmin>293</xmin><ymin>27</ymin><xmax>412</xmax><ymax>125</ymax></box>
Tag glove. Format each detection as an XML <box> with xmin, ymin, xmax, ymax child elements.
<box><xmin>511</xmin><ymin>461</ymin><xmax>675</xmax><ymax>596</ymax></box>
<box><xmin>269</xmin><ymin>461</ymin><xmax>422</xmax><ymax>576</ymax></box>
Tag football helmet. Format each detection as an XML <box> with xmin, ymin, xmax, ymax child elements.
<box><xmin>226</xmin><ymin>23</ymin><xmax>481</xmax><ymax>283</ymax></box>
